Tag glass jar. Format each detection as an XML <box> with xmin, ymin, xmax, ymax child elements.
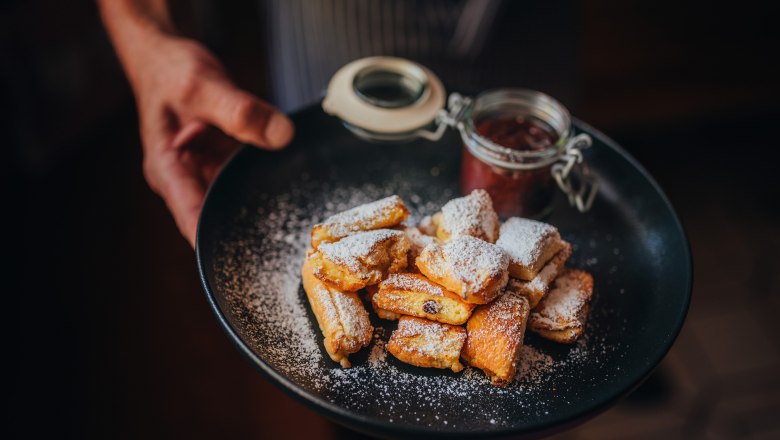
<box><xmin>322</xmin><ymin>57</ymin><xmax>597</xmax><ymax>217</ymax></box>
<box><xmin>459</xmin><ymin>89</ymin><xmax>571</xmax><ymax>218</ymax></box>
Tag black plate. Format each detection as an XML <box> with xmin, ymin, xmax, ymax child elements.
<box><xmin>196</xmin><ymin>106</ymin><xmax>692</xmax><ymax>438</ymax></box>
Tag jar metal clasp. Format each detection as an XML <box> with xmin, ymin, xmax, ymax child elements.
<box><xmin>414</xmin><ymin>93</ymin><xmax>472</xmax><ymax>141</ymax></box>
<box><xmin>552</xmin><ymin>134</ymin><xmax>598</xmax><ymax>212</ymax></box>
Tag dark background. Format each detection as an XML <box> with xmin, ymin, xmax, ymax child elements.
<box><xmin>6</xmin><ymin>1</ymin><xmax>779</xmax><ymax>439</ymax></box>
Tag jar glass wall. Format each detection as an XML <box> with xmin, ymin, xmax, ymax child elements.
<box><xmin>459</xmin><ymin>89</ymin><xmax>572</xmax><ymax>218</ymax></box>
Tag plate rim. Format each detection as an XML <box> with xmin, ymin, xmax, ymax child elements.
<box><xmin>195</xmin><ymin>113</ymin><xmax>693</xmax><ymax>438</ymax></box>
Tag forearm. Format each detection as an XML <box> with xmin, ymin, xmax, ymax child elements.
<box><xmin>97</xmin><ymin>0</ymin><xmax>177</xmax><ymax>86</ymax></box>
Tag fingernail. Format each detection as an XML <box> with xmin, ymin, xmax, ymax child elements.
<box><xmin>264</xmin><ymin>112</ymin><xmax>294</xmax><ymax>148</ymax></box>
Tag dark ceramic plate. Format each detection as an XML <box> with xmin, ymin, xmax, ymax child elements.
<box><xmin>196</xmin><ymin>106</ymin><xmax>692</xmax><ymax>438</ymax></box>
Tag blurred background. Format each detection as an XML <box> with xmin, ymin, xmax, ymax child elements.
<box><xmin>6</xmin><ymin>0</ymin><xmax>778</xmax><ymax>438</ymax></box>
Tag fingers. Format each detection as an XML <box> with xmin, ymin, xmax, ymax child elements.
<box><xmin>146</xmin><ymin>152</ymin><xmax>206</xmax><ymax>248</ymax></box>
<box><xmin>188</xmin><ymin>127</ymin><xmax>239</xmax><ymax>184</ymax></box>
<box><xmin>189</xmin><ymin>79</ymin><xmax>295</xmax><ymax>150</ymax></box>
<box><xmin>171</xmin><ymin>120</ymin><xmax>208</xmax><ymax>150</ymax></box>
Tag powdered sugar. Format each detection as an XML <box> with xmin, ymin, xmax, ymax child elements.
<box><xmin>516</xmin><ymin>345</ymin><xmax>554</xmax><ymax>382</ymax></box>
<box><xmin>532</xmin><ymin>270</ymin><xmax>593</xmax><ymax>328</ymax></box>
<box><xmin>318</xmin><ymin>195</ymin><xmax>406</xmax><ymax>239</ymax></box>
<box><xmin>511</xmin><ymin>241</ymin><xmax>572</xmax><ymax>296</ymax></box>
<box><xmin>326</xmin><ymin>284</ymin><xmax>372</xmax><ymax>343</ymax></box>
<box><xmin>402</xmin><ymin>226</ymin><xmax>436</xmax><ymax>255</ymax></box>
<box><xmin>317</xmin><ymin>229</ymin><xmax>402</xmax><ymax>272</ymax></box>
<box><xmin>386</xmin><ymin>318</ymin><xmax>466</xmax><ymax>373</ymax></box>
<box><xmin>381</xmin><ymin>273</ymin><xmax>447</xmax><ymax>297</ymax></box>
<box><xmin>209</xmin><ymin>177</ymin><xmax>620</xmax><ymax>430</ymax></box>
<box><xmin>395</xmin><ymin>316</ymin><xmax>458</xmax><ymax>339</ymax></box>
<box><xmin>420</xmin><ymin>235</ymin><xmax>509</xmax><ymax>295</ymax></box>
<box><xmin>439</xmin><ymin>189</ymin><xmax>500</xmax><ymax>242</ymax></box>
<box><xmin>496</xmin><ymin>217</ymin><xmax>559</xmax><ymax>267</ymax></box>
<box><xmin>485</xmin><ymin>290</ymin><xmax>530</xmax><ymax>324</ymax></box>
<box><xmin>368</xmin><ymin>334</ymin><xmax>388</xmax><ymax>368</ymax></box>
<box><xmin>390</xmin><ymin>316</ymin><xmax>465</xmax><ymax>359</ymax></box>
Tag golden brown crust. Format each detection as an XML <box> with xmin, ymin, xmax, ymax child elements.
<box><xmin>371</xmin><ymin>273</ymin><xmax>476</xmax><ymax>325</ymax></box>
<box><xmin>505</xmin><ymin>241</ymin><xmax>572</xmax><ymax>308</ymax></box>
<box><xmin>461</xmin><ymin>291</ymin><xmax>530</xmax><ymax>386</ymax></box>
<box><xmin>528</xmin><ymin>269</ymin><xmax>593</xmax><ymax>344</ymax></box>
<box><xmin>311</xmin><ymin>195</ymin><xmax>409</xmax><ymax>248</ymax></box>
<box><xmin>415</xmin><ymin>235</ymin><xmax>509</xmax><ymax>304</ymax></box>
<box><xmin>301</xmin><ymin>255</ymin><xmax>373</xmax><ymax>367</ymax></box>
<box><xmin>508</xmin><ymin>240</ymin><xmax>561</xmax><ymax>280</ymax></box>
<box><xmin>373</xmin><ymin>307</ymin><xmax>403</xmax><ymax>321</ymax></box>
<box><xmin>386</xmin><ymin>316</ymin><xmax>467</xmax><ymax>372</ymax></box>
<box><xmin>496</xmin><ymin>217</ymin><xmax>563</xmax><ymax>280</ymax></box>
<box><xmin>531</xmin><ymin>305</ymin><xmax>589</xmax><ymax>343</ymax></box>
<box><xmin>432</xmin><ymin>189</ymin><xmax>500</xmax><ymax>243</ymax></box>
<box><xmin>362</xmin><ymin>284</ymin><xmax>403</xmax><ymax>319</ymax></box>
<box><xmin>311</xmin><ymin>229</ymin><xmax>410</xmax><ymax>291</ymax></box>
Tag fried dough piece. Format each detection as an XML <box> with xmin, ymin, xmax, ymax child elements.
<box><xmin>401</xmin><ymin>226</ymin><xmax>437</xmax><ymax>272</ymax></box>
<box><xmin>495</xmin><ymin>217</ymin><xmax>563</xmax><ymax>280</ymax></box>
<box><xmin>301</xmin><ymin>256</ymin><xmax>373</xmax><ymax>367</ymax></box>
<box><xmin>311</xmin><ymin>229</ymin><xmax>410</xmax><ymax>291</ymax></box>
<box><xmin>364</xmin><ymin>284</ymin><xmax>402</xmax><ymax>320</ymax></box>
<box><xmin>462</xmin><ymin>291</ymin><xmax>530</xmax><ymax>386</ymax></box>
<box><xmin>311</xmin><ymin>195</ymin><xmax>409</xmax><ymax>248</ymax></box>
<box><xmin>386</xmin><ymin>316</ymin><xmax>467</xmax><ymax>372</ymax></box>
<box><xmin>505</xmin><ymin>241</ymin><xmax>572</xmax><ymax>308</ymax></box>
<box><xmin>371</xmin><ymin>273</ymin><xmax>476</xmax><ymax>325</ymax></box>
<box><xmin>529</xmin><ymin>269</ymin><xmax>594</xmax><ymax>343</ymax></box>
<box><xmin>432</xmin><ymin>189</ymin><xmax>500</xmax><ymax>243</ymax></box>
<box><xmin>416</xmin><ymin>235</ymin><xmax>509</xmax><ymax>304</ymax></box>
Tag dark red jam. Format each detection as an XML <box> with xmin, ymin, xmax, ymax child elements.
<box><xmin>461</xmin><ymin>116</ymin><xmax>559</xmax><ymax>218</ymax></box>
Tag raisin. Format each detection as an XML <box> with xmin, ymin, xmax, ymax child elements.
<box><xmin>422</xmin><ymin>300</ymin><xmax>440</xmax><ymax>315</ymax></box>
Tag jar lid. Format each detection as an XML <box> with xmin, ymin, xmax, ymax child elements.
<box><xmin>322</xmin><ymin>57</ymin><xmax>446</xmax><ymax>140</ymax></box>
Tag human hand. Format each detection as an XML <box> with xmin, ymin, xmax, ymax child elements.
<box><xmin>128</xmin><ymin>35</ymin><xmax>294</xmax><ymax>247</ymax></box>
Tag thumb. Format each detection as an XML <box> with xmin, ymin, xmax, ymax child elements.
<box><xmin>191</xmin><ymin>78</ymin><xmax>294</xmax><ymax>149</ymax></box>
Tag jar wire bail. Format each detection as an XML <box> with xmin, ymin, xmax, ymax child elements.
<box><xmin>552</xmin><ymin>134</ymin><xmax>599</xmax><ymax>212</ymax></box>
<box><xmin>414</xmin><ymin>93</ymin><xmax>472</xmax><ymax>141</ymax></box>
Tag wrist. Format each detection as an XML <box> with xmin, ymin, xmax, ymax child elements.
<box><xmin>98</xmin><ymin>0</ymin><xmax>178</xmax><ymax>86</ymax></box>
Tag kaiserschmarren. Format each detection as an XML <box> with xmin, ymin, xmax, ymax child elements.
<box><xmin>298</xmin><ymin>193</ymin><xmax>598</xmax><ymax>385</ymax></box>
